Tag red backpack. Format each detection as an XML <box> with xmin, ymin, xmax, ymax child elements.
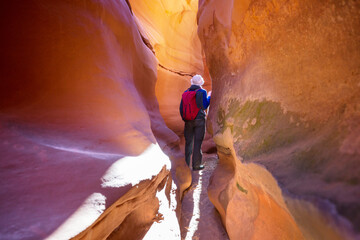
<box><xmin>182</xmin><ymin>89</ymin><xmax>200</xmax><ymax>121</ymax></box>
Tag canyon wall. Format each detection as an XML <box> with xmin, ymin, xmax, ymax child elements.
<box><xmin>129</xmin><ymin>0</ymin><xmax>209</xmax><ymax>135</ymax></box>
<box><xmin>198</xmin><ymin>0</ymin><xmax>360</xmax><ymax>239</ymax></box>
<box><xmin>2</xmin><ymin>0</ymin><xmax>359</xmax><ymax>239</ymax></box>
<box><xmin>0</xmin><ymin>1</ymin><xmax>190</xmax><ymax>239</ymax></box>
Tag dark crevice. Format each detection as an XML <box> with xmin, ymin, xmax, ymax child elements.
<box><xmin>141</xmin><ymin>35</ymin><xmax>155</xmax><ymax>54</ymax></box>
<box><xmin>124</xmin><ymin>0</ymin><xmax>133</xmax><ymax>14</ymax></box>
<box><xmin>158</xmin><ymin>64</ymin><xmax>195</xmax><ymax>77</ymax></box>
<box><xmin>126</xmin><ymin>0</ymin><xmax>155</xmax><ymax>54</ymax></box>
<box><xmin>126</xmin><ymin>0</ymin><xmax>194</xmax><ymax>75</ymax></box>
<box><xmin>125</xmin><ymin>0</ymin><xmax>192</xmax><ymax>76</ymax></box>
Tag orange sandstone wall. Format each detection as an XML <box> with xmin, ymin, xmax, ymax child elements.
<box><xmin>129</xmin><ymin>0</ymin><xmax>209</xmax><ymax>135</ymax></box>
<box><xmin>0</xmin><ymin>1</ymin><xmax>189</xmax><ymax>239</ymax></box>
<box><xmin>198</xmin><ymin>0</ymin><xmax>360</xmax><ymax>239</ymax></box>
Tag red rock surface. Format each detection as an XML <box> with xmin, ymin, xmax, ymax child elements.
<box><xmin>198</xmin><ymin>0</ymin><xmax>360</xmax><ymax>239</ymax></box>
<box><xmin>0</xmin><ymin>1</ymin><xmax>190</xmax><ymax>239</ymax></box>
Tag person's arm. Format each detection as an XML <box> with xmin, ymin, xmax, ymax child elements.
<box><xmin>196</xmin><ymin>89</ymin><xmax>211</xmax><ymax>110</ymax></box>
<box><xmin>179</xmin><ymin>99</ymin><xmax>184</xmax><ymax>120</ymax></box>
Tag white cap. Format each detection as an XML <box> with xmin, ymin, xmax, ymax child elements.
<box><xmin>190</xmin><ymin>74</ymin><xmax>204</xmax><ymax>86</ymax></box>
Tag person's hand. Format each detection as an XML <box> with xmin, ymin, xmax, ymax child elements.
<box><xmin>208</xmin><ymin>91</ymin><xmax>212</xmax><ymax>97</ymax></box>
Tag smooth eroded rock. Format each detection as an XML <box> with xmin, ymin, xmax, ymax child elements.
<box><xmin>198</xmin><ymin>0</ymin><xmax>360</xmax><ymax>239</ymax></box>
<box><xmin>0</xmin><ymin>1</ymin><xmax>190</xmax><ymax>239</ymax></box>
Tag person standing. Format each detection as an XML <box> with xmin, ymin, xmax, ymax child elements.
<box><xmin>179</xmin><ymin>74</ymin><xmax>211</xmax><ymax>170</ymax></box>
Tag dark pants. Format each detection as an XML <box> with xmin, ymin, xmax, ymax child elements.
<box><xmin>184</xmin><ymin>119</ymin><xmax>205</xmax><ymax>168</ymax></box>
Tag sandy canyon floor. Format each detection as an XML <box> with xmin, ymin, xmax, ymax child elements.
<box><xmin>180</xmin><ymin>154</ymin><xmax>229</xmax><ymax>240</ymax></box>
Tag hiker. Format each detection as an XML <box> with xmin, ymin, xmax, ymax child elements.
<box><xmin>179</xmin><ymin>74</ymin><xmax>211</xmax><ymax>170</ymax></box>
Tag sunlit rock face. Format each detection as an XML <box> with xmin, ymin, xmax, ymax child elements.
<box><xmin>0</xmin><ymin>1</ymin><xmax>190</xmax><ymax>239</ymax></box>
<box><xmin>129</xmin><ymin>0</ymin><xmax>210</xmax><ymax>135</ymax></box>
<box><xmin>198</xmin><ymin>0</ymin><xmax>360</xmax><ymax>239</ymax></box>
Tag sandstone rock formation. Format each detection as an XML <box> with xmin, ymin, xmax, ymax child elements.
<box><xmin>129</xmin><ymin>0</ymin><xmax>210</xmax><ymax>135</ymax></box>
<box><xmin>198</xmin><ymin>0</ymin><xmax>360</xmax><ymax>239</ymax></box>
<box><xmin>0</xmin><ymin>1</ymin><xmax>190</xmax><ymax>239</ymax></box>
<box><xmin>2</xmin><ymin>0</ymin><xmax>359</xmax><ymax>239</ymax></box>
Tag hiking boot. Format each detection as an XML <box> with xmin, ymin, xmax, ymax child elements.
<box><xmin>193</xmin><ymin>165</ymin><xmax>204</xmax><ymax>171</ymax></box>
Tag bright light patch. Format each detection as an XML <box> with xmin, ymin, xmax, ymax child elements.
<box><xmin>185</xmin><ymin>170</ymin><xmax>203</xmax><ymax>240</ymax></box>
<box><xmin>143</xmin><ymin>179</ymin><xmax>180</xmax><ymax>240</ymax></box>
<box><xmin>42</xmin><ymin>144</ymin><xmax>123</xmax><ymax>160</ymax></box>
<box><xmin>101</xmin><ymin>143</ymin><xmax>171</xmax><ymax>187</ymax></box>
<box><xmin>47</xmin><ymin>144</ymin><xmax>171</xmax><ymax>239</ymax></box>
<box><xmin>46</xmin><ymin>193</ymin><xmax>106</xmax><ymax>240</ymax></box>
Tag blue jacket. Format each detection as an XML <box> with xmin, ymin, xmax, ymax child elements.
<box><xmin>179</xmin><ymin>85</ymin><xmax>211</xmax><ymax>121</ymax></box>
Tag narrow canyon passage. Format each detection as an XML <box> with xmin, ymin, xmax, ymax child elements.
<box><xmin>1</xmin><ymin>0</ymin><xmax>359</xmax><ymax>239</ymax></box>
<box><xmin>180</xmin><ymin>154</ymin><xmax>229</xmax><ymax>240</ymax></box>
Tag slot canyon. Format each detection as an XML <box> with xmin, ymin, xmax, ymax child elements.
<box><xmin>0</xmin><ymin>0</ymin><xmax>359</xmax><ymax>239</ymax></box>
